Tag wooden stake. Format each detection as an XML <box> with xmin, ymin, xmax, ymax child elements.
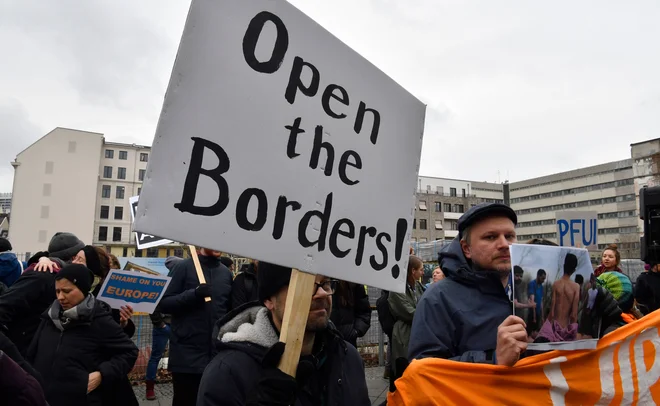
<box><xmin>188</xmin><ymin>245</ymin><xmax>211</xmax><ymax>302</ymax></box>
<box><xmin>278</xmin><ymin>269</ymin><xmax>317</xmax><ymax>377</ymax></box>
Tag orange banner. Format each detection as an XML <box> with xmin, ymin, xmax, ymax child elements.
<box><xmin>388</xmin><ymin>311</ymin><xmax>660</xmax><ymax>406</ymax></box>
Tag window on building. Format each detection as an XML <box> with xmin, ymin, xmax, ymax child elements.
<box><xmin>38</xmin><ymin>230</ymin><xmax>47</xmax><ymax>243</ymax></box>
<box><xmin>462</xmin><ymin>188</ymin><xmax>466</xmax><ymax>197</ymax></box>
<box><xmin>135</xmin><ymin>249</ymin><xmax>143</xmax><ymax>258</ymax></box>
<box><xmin>435</xmin><ymin>202</ymin><xmax>442</xmax><ymax>212</ymax></box>
<box><xmin>446</xmin><ymin>220</ymin><xmax>458</xmax><ymax>230</ymax></box>
<box><xmin>45</xmin><ymin>161</ymin><xmax>54</xmax><ymax>174</ymax></box>
<box><xmin>100</xmin><ymin>206</ymin><xmax>109</xmax><ymax>219</ymax></box>
<box><xmin>146</xmin><ymin>248</ymin><xmax>159</xmax><ymax>258</ymax></box>
<box><xmin>444</xmin><ymin>203</ymin><xmax>452</xmax><ymax>212</ymax></box>
<box><xmin>112</xmin><ymin>227</ymin><xmax>122</xmax><ymax>242</ymax></box>
<box><xmin>119</xmin><ymin>151</ymin><xmax>128</xmax><ymax>160</ymax></box>
<box><xmin>105</xmin><ymin>149</ymin><xmax>114</xmax><ymax>159</ymax></box>
<box><xmin>455</xmin><ymin>204</ymin><xmax>464</xmax><ymax>213</ymax></box>
<box><xmin>43</xmin><ymin>183</ymin><xmax>52</xmax><ymax>197</ymax></box>
<box><xmin>68</xmin><ymin>141</ymin><xmax>77</xmax><ymax>153</ymax></box>
<box><xmin>116</xmin><ymin>186</ymin><xmax>125</xmax><ymax>199</ymax></box>
<box><xmin>103</xmin><ymin>166</ymin><xmax>112</xmax><ymax>178</ymax></box>
<box><xmin>412</xmin><ymin>219</ymin><xmax>416</xmax><ymax>229</ymax></box>
<box><xmin>435</xmin><ymin>220</ymin><xmax>443</xmax><ymax>230</ymax></box>
<box><xmin>437</xmin><ymin>186</ymin><xmax>444</xmax><ymax>195</ymax></box>
<box><xmin>137</xmin><ymin>187</ymin><xmax>142</xmax><ymax>196</ymax></box>
<box><xmin>450</xmin><ymin>188</ymin><xmax>457</xmax><ymax>197</ymax></box>
<box><xmin>99</xmin><ymin>226</ymin><xmax>108</xmax><ymax>241</ymax></box>
<box><xmin>102</xmin><ymin>185</ymin><xmax>111</xmax><ymax>198</ymax></box>
<box><xmin>115</xmin><ymin>206</ymin><xmax>123</xmax><ymax>220</ymax></box>
<box><xmin>419</xmin><ymin>219</ymin><xmax>427</xmax><ymax>230</ymax></box>
<box><xmin>140</xmin><ymin>153</ymin><xmax>149</xmax><ymax>162</ymax></box>
<box><xmin>419</xmin><ymin>201</ymin><xmax>427</xmax><ymax>211</ymax></box>
<box><xmin>118</xmin><ymin>167</ymin><xmax>126</xmax><ymax>180</ymax></box>
<box><xmin>139</xmin><ymin>169</ymin><xmax>146</xmax><ymax>181</ymax></box>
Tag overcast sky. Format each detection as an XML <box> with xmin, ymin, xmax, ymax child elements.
<box><xmin>1</xmin><ymin>0</ymin><xmax>659</xmax><ymax>193</ymax></box>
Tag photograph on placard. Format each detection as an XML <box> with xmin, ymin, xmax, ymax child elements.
<box><xmin>511</xmin><ymin>244</ymin><xmax>596</xmax><ymax>345</ymax></box>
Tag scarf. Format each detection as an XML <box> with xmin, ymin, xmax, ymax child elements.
<box><xmin>48</xmin><ymin>294</ymin><xmax>96</xmax><ymax>331</ymax></box>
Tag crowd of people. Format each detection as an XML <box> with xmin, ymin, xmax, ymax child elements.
<box><xmin>0</xmin><ymin>201</ymin><xmax>659</xmax><ymax>405</ymax></box>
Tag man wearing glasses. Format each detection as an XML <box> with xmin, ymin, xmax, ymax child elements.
<box><xmin>197</xmin><ymin>262</ymin><xmax>370</xmax><ymax>406</ymax></box>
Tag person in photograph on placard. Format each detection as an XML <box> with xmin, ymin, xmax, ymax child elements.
<box><xmin>548</xmin><ymin>253</ymin><xmax>580</xmax><ymax>330</ymax></box>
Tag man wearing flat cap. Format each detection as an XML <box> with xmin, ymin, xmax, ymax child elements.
<box><xmin>408</xmin><ymin>203</ymin><xmax>528</xmax><ymax>367</ymax></box>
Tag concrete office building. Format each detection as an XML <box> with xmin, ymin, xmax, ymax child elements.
<box><xmin>8</xmin><ymin>127</ymin><xmax>180</xmax><ymax>258</ymax></box>
<box><xmin>509</xmin><ymin>160</ymin><xmax>638</xmax><ymax>261</ymax></box>
<box><xmin>10</xmin><ymin>128</ymin><xmax>104</xmax><ymax>255</ymax></box>
<box><xmin>0</xmin><ymin>193</ymin><xmax>11</xmax><ymax>214</ymax></box>
<box><xmin>412</xmin><ymin>177</ymin><xmax>503</xmax><ymax>243</ymax></box>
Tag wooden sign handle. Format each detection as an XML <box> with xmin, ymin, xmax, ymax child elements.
<box><xmin>188</xmin><ymin>245</ymin><xmax>211</xmax><ymax>302</ymax></box>
<box><xmin>278</xmin><ymin>269</ymin><xmax>317</xmax><ymax>377</ymax></box>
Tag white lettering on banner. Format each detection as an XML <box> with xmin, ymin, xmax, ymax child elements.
<box><xmin>543</xmin><ymin>356</ymin><xmax>569</xmax><ymax>406</ymax></box>
<box><xmin>634</xmin><ymin>328</ymin><xmax>660</xmax><ymax>402</ymax></box>
<box><xmin>618</xmin><ymin>335</ymin><xmax>635</xmax><ymax>405</ymax></box>
<box><xmin>597</xmin><ymin>341</ymin><xmax>623</xmax><ymax>405</ymax></box>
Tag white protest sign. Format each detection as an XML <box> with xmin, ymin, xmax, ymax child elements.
<box><xmin>134</xmin><ymin>0</ymin><xmax>425</xmax><ymax>293</ymax></box>
<box><xmin>129</xmin><ymin>196</ymin><xmax>172</xmax><ymax>249</ymax></box>
<box><xmin>96</xmin><ymin>270</ymin><xmax>172</xmax><ymax>313</ymax></box>
<box><xmin>555</xmin><ymin>211</ymin><xmax>598</xmax><ymax>250</ymax></box>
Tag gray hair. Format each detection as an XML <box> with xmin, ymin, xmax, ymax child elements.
<box><xmin>460</xmin><ymin>226</ymin><xmax>472</xmax><ymax>245</ymax></box>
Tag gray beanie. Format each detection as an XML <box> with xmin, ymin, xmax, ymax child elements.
<box><xmin>48</xmin><ymin>232</ymin><xmax>85</xmax><ymax>261</ymax></box>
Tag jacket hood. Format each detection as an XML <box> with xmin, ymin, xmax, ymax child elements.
<box><xmin>212</xmin><ymin>302</ymin><xmax>346</xmax><ymax>363</ymax></box>
<box><xmin>0</xmin><ymin>252</ymin><xmax>19</xmax><ymax>265</ymax></box>
<box><xmin>439</xmin><ymin>238</ymin><xmax>508</xmax><ymax>297</ymax></box>
<box><xmin>41</xmin><ymin>295</ymin><xmax>113</xmax><ymax>321</ymax></box>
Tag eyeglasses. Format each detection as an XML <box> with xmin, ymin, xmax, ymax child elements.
<box><xmin>313</xmin><ymin>279</ymin><xmax>338</xmax><ymax>295</ymax></box>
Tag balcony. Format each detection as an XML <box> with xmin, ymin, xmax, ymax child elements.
<box><xmin>444</xmin><ymin>212</ymin><xmax>462</xmax><ymax>220</ymax></box>
<box><xmin>445</xmin><ymin>230</ymin><xmax>459</xmax><ymax>238</ymax></box>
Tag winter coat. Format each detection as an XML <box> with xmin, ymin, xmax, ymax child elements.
<box><xmin>408</xmin><ymin>238</ymin><xmax>511</xmax><ymax>363</ymax></box>
<box><xmin>330</xmin><ymin>283</ymin><xmax>372</xmax><ymax>347</ymax></box>
<box><xmin>388</xmin><ymin>281</ymin><xmax>425</xmax><ymax>367</ymax></box>
<box><xmin>197</xmin><ymin>303</ymin><xmax>371</xmax><ymax>406</ymax></box>
<box><xmin>27</xmin><ymin>297</ymin><xmax>138</xmax><ymax>406</ymax></box>
<box><xmin>157</xmin><ymin>255</ymin><xmax>233</xmax><ymax>374</ymax></box>
<box><xmin>0</xmin><ymin>252</ymin><xmax>23</xmax><ymax>287</ymax></box>
<box><xmin>0</xmin><ymin>268</ymin><xmax>58</xmax><ymax>355</ymax></box>
<box><xmin>577</xmin><ymin>286</ymin><xmax>624</xmax><ymax>338</ymax></box>
<box><xmin>635</xmin><ymin>271</ymin><xmax>660</xmax><ymax>314</ymax></box>
<box><xmin>231</xmin><ymin>263</ymin><xmax>259</xmax><ymax>309</ymax></box>
<box><xmin>0</xmin><ymin>350</ymin><xmax>48</xmax><ymax>406</ymax></box>
<box><xmin>0</xmin><ymin>329</ymin><xmax>42</xmax><ymax>386</ymax></box>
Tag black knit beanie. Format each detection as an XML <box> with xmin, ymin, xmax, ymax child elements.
<box><xmin>0</xmin><ymin>238</ymin><xmax>11</xmax><ymax>252</ymax></box>
<box><xmin>82</xmin><ymin>246</ymin><xmax>102</xmax><ymax>278</ymax></box>
<box><xmin>257</xmin><ymin>262</ymin><xmax>292</xmax><ymax>303</ymax></box>
<box><xmin>55</xmin><ymin>264</ymin><xmax>94</xmax><ymax>296</ymax></box>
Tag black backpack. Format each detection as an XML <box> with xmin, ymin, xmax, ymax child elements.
<box><xmin>376</xmin><ymin>290</ymin><xmax>396</xmax><ymax>337</ymax></box>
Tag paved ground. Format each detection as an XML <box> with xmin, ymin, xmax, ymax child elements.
<box><xmin>134</xmin><ymin>366</ymin><xmax>389</xmax><ymax>405</ymax></box>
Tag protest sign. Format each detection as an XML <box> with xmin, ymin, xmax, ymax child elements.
<box><xmin>96</xmin><ymin>270</ymin><xmax>171</xmax><ymax>313</ymax></box>
<box><xmin>389</xmin><ymin>311</ymin><xmax>660</xmax><ymax>405</ymax></box>
<box><xmin>134</xmin><ymin>0</ymin><xmax>426</xmax><ymax>293</ymax></box>
<box><xmin>556</xmin><ymin>211</ymin><xmax>598</xmax><ymax>249</ymax></box>
<box><xmin>129</xmin><ymin>196</ymin><xmax>172</xmax><ymax>249</ymax></box>
<box><xmin>511</xmin><ymin>244</ymin><xmax>594</xmax><ymax>340</ymax></box>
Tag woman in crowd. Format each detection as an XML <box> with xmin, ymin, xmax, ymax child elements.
<box><xmin>594</xmin><ymin>244</ymin><xmax>622</xmax><ymax>277</ymax></box>
<box><xmin>28</xmin><ymin>264</ymin><xmax>138</xmax><ymax>406</ymax></box>
<box><xmin>36</xmin><ymin>246</ymin><xmax>138</xmax><ymax>405</ymax></box>
<box><xmin>330</xmin><ymin>280</ymin><xmax>372</xmax><ymax>348</ymax></box>
<box><xmin>425</xmin><ymin>267</ymin><xmax>445</xmax><ymax>289</ymax></box>
<box><xmin>388</xmin><ymin>255</ymin><xmax>425</xmax><ymax>378</ymax></box>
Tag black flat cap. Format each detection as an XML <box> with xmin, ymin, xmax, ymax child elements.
<box><xmin>457</xmin><ymin>203</ymin><xmax>517</xmax><ymax>239</ymax></box>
